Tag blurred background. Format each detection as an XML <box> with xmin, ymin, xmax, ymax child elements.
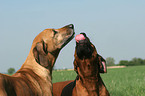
<box><xmin>0</xmin><ymin>0</ymin><xmax>145</xmax><ymax>73</ymax></box>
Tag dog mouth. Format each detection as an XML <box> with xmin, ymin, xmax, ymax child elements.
<box><xmin>75</xmin><ymin>33</ymin><xmax>94</xmax><ymax>59</ymax></box>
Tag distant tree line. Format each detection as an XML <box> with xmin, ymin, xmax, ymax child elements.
<box><xmin>106</xmin><ymin>57</ymin><xmax>145</xmax><ymax>66</ymax></box>
<box><xmin>118</xmin><ymin>57</ymin><xmax>145</xmax><ymax>66</ymax></box>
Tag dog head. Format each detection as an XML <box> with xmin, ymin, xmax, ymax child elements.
<box><xmin>74</xmin><ymin>33</ymin><xmax>106</xmax><ymax>78</ymax></box>
<box><xmin>32</xmin><ymin>24</ymin><xmax>75</xmax><ymax>71</ymax></box>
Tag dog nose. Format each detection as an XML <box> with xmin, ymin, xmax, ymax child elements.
<box><xmin>68</xmin><ymin>24</ymin><xmax>74</xmax><ymax>29</ymax></box>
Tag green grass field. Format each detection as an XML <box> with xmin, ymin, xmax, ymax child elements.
<box><xmin>52</xmin><ymin>66</ymin><xmax>145</xmax><ymax>96</ymax></box>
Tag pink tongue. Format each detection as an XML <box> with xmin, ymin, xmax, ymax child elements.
<box><xmin>75</xmin><ymin>34</ymin><xmax>86</xmax><ymax>43</ymax></box>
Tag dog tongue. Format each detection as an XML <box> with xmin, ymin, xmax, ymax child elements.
<box><xmin>75</xmin><ymin>34</ymin><xmax>85</xmax><ymax>43</ymax></box>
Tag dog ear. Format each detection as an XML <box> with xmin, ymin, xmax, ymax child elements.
<box><xmin>33</xmin><ymin>41</ymin><xmax>49</xmax><ymax>68</ymax></box>
<box><xmin>73</xmin><ymin>59</ymin><xmax>78</xmax><ymax>74</ymax></box>
<box><xmin>97</xmin><ymin>54</ymin><xmax>107</xmax><ymax>73</ymax></box>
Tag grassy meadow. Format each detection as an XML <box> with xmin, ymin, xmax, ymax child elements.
<box><xmin>52</xmin><ymin>66</ymin><xmax>145</xmax><ymax>96</ymax></box>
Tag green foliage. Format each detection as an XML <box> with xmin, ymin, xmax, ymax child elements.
<box><xmin>7</xmin><ymin>68</ymin><xmax>15</xmax><ymax>74</ymax></box>
<box><xmin>106</xmin><ymin>57</ymin><xmax>115</xmax><ymax>66</ymax></box>
<box><xmin>52</xmin><ymin>66</ymin><xmax>145</xmax><ymax>96</ymax></box>
<box><xmin>119</xmin><ymin>60</ymin><xmax>129</xmax><ymax>66</ymax></box>
<box><xmin>119</xmin><ymin>57</ymin><xmax>145</xmax><ymax>66</ymax></box>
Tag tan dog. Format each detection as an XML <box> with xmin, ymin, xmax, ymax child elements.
<box><xmin>53</xmin><ymin>33</ymin><xmax>109</xmax><ymax>96</ymax></box>
<box><xmin>0</xmin><ymin>24</ymin><xmax>75</xmax><ymax>96</ymax></box>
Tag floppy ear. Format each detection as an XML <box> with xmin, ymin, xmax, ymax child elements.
<box><xmin>73</xmin><ymin>59</ymin><xmax>78</xmax><ymax>74</ymax></box>
<box><xmin>97</xmin><ymin>54</ymin><xmax>107</xmax><ymax>73</ymax></box>
<box><xmin>33</xmin><ymin>40</ymin><xmax>49</xmax><ymax>68</ymax></box>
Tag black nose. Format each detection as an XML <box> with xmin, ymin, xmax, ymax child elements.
<box><xmin>68</xmin><ymin>24</ymin><xmax>74</xmax><ymax>29</ymax></box>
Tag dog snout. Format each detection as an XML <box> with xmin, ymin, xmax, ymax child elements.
<box><xmin>68</xmin><ymin>24</ymin><xmax>74</xmax><ymax>29</ymax></box>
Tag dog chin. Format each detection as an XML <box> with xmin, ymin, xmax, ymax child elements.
<box><xmin>59</xmin><ymin>32</ymin><xmax>75</xmax><ymax>49</ymax></box>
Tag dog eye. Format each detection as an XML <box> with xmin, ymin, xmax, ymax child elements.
<box><xmin>52</xmin><ymin>30</ymin><xmax>58</xmax><ymax>35</ymax></box>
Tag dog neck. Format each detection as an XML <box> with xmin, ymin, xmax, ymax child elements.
<box><xmin>77</xmin><ymin>69</ymin><xmax>100</xmax><ymax>96</ymax></box>
<box><xmin>19</xmin><ymin>46</ymin><xmax>57</xmax><ymax>80</ymax></box>
<box><xmin>24</xmin><ymin>43</ymin><xmax>60</xmax><ymax>70</ymax></box>
<box><xmin>14</xmin><ymin>48</ymin><xmax>55</xmax><ymax>96</ymax></box>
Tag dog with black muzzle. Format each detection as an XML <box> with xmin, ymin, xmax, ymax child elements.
<box><xmin>0</xmin><ymin>24</ymin><xmax>75</xmax><ymax>96</ymax></box>
<box><xmin>53</xmin><ymin>33</ymin><xmax>109</xmax><ymax>96</ymax></box>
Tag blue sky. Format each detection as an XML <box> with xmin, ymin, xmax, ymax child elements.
<box><xmin>0</xmin><ymin>0</ymin><xmax>145</xmax><ymax>72</ymax></box>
